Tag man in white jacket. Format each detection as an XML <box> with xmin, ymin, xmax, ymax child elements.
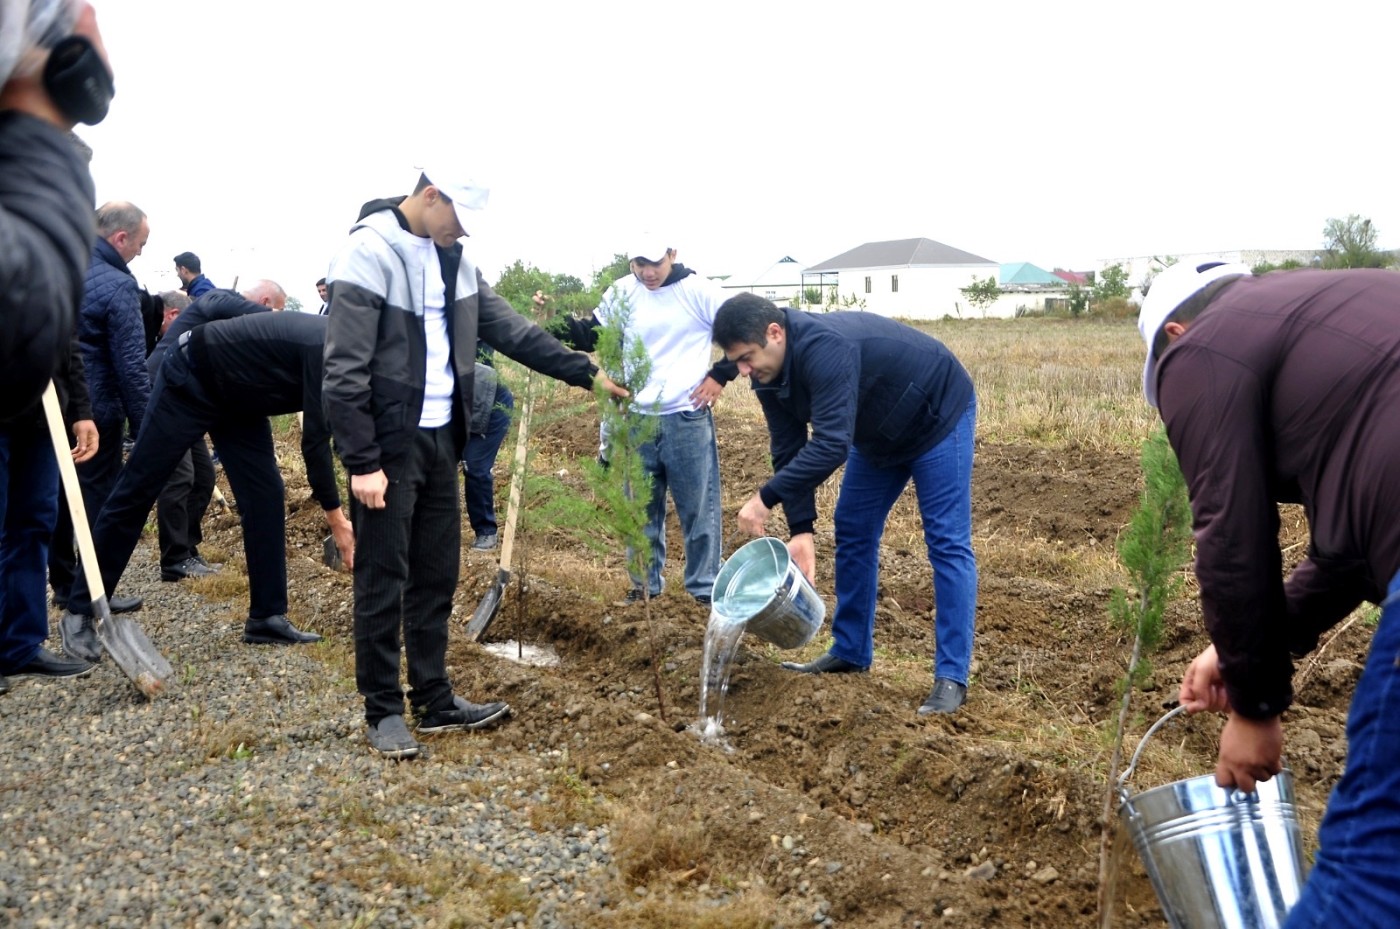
<box><xmin>552</xmin><ymin>239</ymin><xmax>735</xmax><ymax>604</ymax></box>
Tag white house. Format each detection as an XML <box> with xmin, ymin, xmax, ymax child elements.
<box><xmin>720</xmin><ymin>255</ymin><xmax>805</xmax><ymax>305</ymax></box>
<box><xmin>801</xmin><ymin>237</ymin><xmax>1005</xmax><ymax>319</ymax></box>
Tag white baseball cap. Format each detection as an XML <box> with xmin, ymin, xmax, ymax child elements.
<box><xmin>421</xmin><ymin>168</ymin><xmax>490</xmax><ymax>235</ymax></box>
<box><xmin>628</xmin><ymin>236</ymin><xmax>672</xmax><ymax>263</ymax></box>
<box><xmin>1138</xmin><ymin>260</ymin><xmax>1251</xmax><ymax>407</ymax></box>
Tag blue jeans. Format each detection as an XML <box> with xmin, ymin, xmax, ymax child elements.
<box><xmin>0</xmin><ymin>421</ymin><xmax>60</xmax><ymax>673</ymax></box>
<box><xmin>1285</xmin><ymin>569</ymin><xmax>1400</xmax><ymax>928</ymax></box>
<box><xmin>624</xmin><ymin>408</ymin><xmax>722</xmax><ymax>599</ymax></box>
<box><xmin>463</xmin><ymin>383</ymin><xmax>513</xmax><ymax>536</ymax></box>
<box><xmin>828</xmin><ymin>398</ymin><xmax>977</xmax><ymax>683</ymax></box>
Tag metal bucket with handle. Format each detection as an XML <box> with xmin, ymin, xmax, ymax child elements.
<box><xmin>1116</xmin><ymin>705</ymin><xmax>1308</xmax><ymax>929</ymax></box>
<box><xmin>710</xmin><ymin>537</ymin><xmax>824</xmax><ymax>649</ymax></box>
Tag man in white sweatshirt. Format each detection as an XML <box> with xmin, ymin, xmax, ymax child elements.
<box><xmin>553</xmin><ymin>238</ymin><xmax>735</xmax><ymax>603</ymax></box>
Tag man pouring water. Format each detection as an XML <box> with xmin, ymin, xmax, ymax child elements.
<box><xmin>712</xmin><ymin>294</ymin><xmax>978</xmax><ymax>716</ymax></box>
<box><xmin>1141</xmin><ymin>261</ymin><xmax>1400</xmax><ymax>927</ymax></box>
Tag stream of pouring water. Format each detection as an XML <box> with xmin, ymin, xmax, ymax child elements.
<box><xmin>696</xmin><ymin>610</ymin><xmax>747</xmax><ymax>748</ymax></box>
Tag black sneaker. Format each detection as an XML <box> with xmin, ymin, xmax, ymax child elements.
<box><xmin>415</xmin><ymin>695</ymin><xmax>511</xmax><ymax>733</ymax></box>
<box><xmin>367</xmin><ymin>715</ymin><xmax>421</xmax><ymax>759</ymax></box>
<box><xmin>917</xmin><ymin>678</ymin><xmax>967</xmax><ymax>715</ymax></box>
<box><xmin>471</xmin><ymin>532</ymin><xmax>498</xmax><ymax>552</ymax></box>
<box><xmin>162</xmin><ymin>557</ymin><xmax>217</xmax><ymax>582</ymax></box>
<box><xmin>8</xmin><ymin>646</ymin><xmax>95</xmax><ymax>681</ymax></box>
<box><xmin>193</xmin><ymin>554</ymin><xmax>222</xmax><ymax>572</ymax></box>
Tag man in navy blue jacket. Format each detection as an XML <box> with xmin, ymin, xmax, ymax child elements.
<box><xmin>713</xmin><ymin>294</ymin><xmax>979</xmax><ymax>715</ymax></box>
<box><xmin>48</xmin><ymin>200</ymin><xmax>150</xmax><ymax>614</ymax></box>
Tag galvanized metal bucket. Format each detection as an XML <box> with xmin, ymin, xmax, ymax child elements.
<box><xmin>710</xmin><ymin>537</ymin><xmax>825</xmax><ymax>649</ymax></box>
<box><xmin>1117</xmin><ymin>706</ymin><xmax>1309</xmax><ymax>929</ymax></box>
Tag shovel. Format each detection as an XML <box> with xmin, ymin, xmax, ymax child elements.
<box><xmin>41</xmin><ymin>382</ymin><xmax>172</xmax><ymax>697</ymax></box>
<box><xmin>465</xmin><ymin>376</ymin><xmax>533</xmax><ymax>642</ymax></box>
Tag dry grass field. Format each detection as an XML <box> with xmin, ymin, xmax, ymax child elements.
<box><xmin>199</xmin><ymin>315</ymin><xmax>1361</xmax><ymax>927</ymax></box>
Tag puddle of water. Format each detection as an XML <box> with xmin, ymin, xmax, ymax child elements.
<box><xmin>481</xmin><ymin>640</ymin><xmax>560</xmax><ymax>667</ymax></box>
<box><xmin>693</xmin><ymin>609</ymin><xmax>748</xmax><ymax>751</ymax></box>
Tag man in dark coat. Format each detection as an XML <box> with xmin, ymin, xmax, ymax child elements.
<box><xmin>713</xmin><ymin>294</ymin><xmax>979</xmax><ymax>716</ymax></box>
<box><xmin>0</xmin><ymin>0</ymin><xmax>115</xmax><ymax>690</ymax></box>
<box><xmin>173</xmin><ymin>251</ymin><xmax>214</xmax><ymax>300</ymax></box>
<box><xmin>60</xmin><ymin>307</ymin><xmax>354</xmax><ymax>660</ymax></box>
<box><xmin>47</xmin><ymin>199</ymin><xmax>150</xmax><ymax>614</ymax></box>
<box><xmin>1142</xmin><ymin>261</ymin><xmax>1400</xmax><ymax>926</ymax></box>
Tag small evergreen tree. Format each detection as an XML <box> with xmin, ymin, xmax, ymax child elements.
<box><xmin>1097</xmin><ymin>426</ymin><xmax>1193</xmax><ymax>927</ymax></box>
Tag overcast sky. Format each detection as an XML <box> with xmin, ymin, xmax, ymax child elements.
<box><xmin>81</xmin><ymin>0</ymin><xmax>1397</xmax><ymax>309</ymax></box>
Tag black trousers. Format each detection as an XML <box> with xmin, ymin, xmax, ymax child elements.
<box><xmin>352</xmin><ymin>425</ymin><xmax>460</xmax><ymax>724</ymax></box>
<box><xmin>68</xmin><ymin>348</ymin><xmax>288</xmax><ymax>619</ymax></box>
<box><xmin>156</xmin><ymin>437</ymin><xmax>215</xmax><ymax>568</ymax></box>
<box><xmin>48</xmin><ymin>419</ymin><xmax>124</xmax><ymax>601</ymax></box>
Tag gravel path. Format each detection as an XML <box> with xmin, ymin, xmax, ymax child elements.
<box><xmin>0</xmin><ymin>545</ymin><xmax>615</xmax><ymax>928</ymax></box>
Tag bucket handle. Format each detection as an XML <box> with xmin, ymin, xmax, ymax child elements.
<box><xmin>1116</xmin><ymin>704</ymin><xmax>1188</xmax><ymax>798</ymax></box>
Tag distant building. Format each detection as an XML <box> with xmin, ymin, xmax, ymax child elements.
<box><xmin>801</xmin><ymin>237</ymin><xmax>1003</xmax><ymax>319</ymax></box>
<box><xmin>719</xmin><ymin>255</ymin><xmax>805</xmax><ymax>306</ymax></box>
<box><xmin>1096</xmin><ymin>249</ymin><xmax>1325</xmax><ymax>300</ymax></box>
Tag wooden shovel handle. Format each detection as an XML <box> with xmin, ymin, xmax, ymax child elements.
<box><xmin>40</xmin><ymin>382</ymin><xmax>107</xmax><ymax>602</ymax></box>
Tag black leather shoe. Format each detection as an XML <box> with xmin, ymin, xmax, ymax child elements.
<box><xmin>917</xmin><ymin>678</ymin><xmax>968</xmax><ymax>715</ymax></box>
<box><xmin>60</xmin><ymin>611</ymin><xmax>102</xmax><ymax>663</ymax></box>
<box><xmin>780</xmin><ymin>653</ymin><xmax>868</xmax><ymax>674</ymax></box>
<box><xmin>9</xmin><ymin>646</ymin><xmax>95</xmax><ymax>680</ymax></box>
<box><xmin>243</xmin><ymin>615</ymin><xmax>323</xmax><ymax>645</ymax></box>
<box><xmin>109</xmin><ymin>594</ymin><xmax>143</xmax><ymax>614</ymax></box>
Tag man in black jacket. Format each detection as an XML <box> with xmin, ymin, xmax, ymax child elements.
<box><xmin>151</xmin><ymin>281</ymin><xmax>286</xmax><ymax>582</ymax></box>
<box><xmin>0</xmin><ymin>0</ymin><xmax>114</xmax><ymax>690</ymax></box>
<box><xmin>713</xmin><ymin>294</ymin><xmax>979</xmax><ymax>715</ymax></box>
<box><xmin>60</xmin><ymin>307</ymin><xmax>354</xmax><ymax>660</ymax></box>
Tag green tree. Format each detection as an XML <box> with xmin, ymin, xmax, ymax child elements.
<box><xmin>1065</xmin><ymin>284</ymin><xmax>1089</xmax><ymax>318</ymax></box>
<box><xmin>1092</xmin><ymin>263</ymin><xmax>1131</xmax><ymax>302</ymax></box>
<box><xmin>1321</xmin><ymin>214</ymin><xmax>1390</xmax><ymax>269</ymax></box>
<box><xmin>494</xmin><ymin>260</ymin><xmax>555</xmax><ymax>313</ymax></box>
<box><xmin>285</xmin><ymin>296</ymin><xmax>303</xmax><ymax>313</ymax></box>
<box><xmin>960</xmin><ymin>275</ymin><xmax>1001</xmax><ymax>316</ymax></box>
<box><xmin>591</xmin><ymin>253</ymin><xmax>633</xmax><ymax>292</ymax></box>
<box><xmin>1097</xmin><ymin>427</ymin><xmax>1193</xmax><ymax>926</ymax></box>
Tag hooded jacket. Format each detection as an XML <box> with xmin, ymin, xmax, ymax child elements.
<box><xmin>323</xmin><ymin>197</ymin><xmax>597</xmax><ymax>475</ymax></box>
<box><xmin>555</xmin><ymin>263</ymin><xmax>738</xmax><ymax>414</ymax></box>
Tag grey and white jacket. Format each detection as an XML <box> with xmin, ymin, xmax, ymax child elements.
<box><xmin>323</xmin><ymin>197</ymin><xmax>596</xmax><ymax>476</ymax></box>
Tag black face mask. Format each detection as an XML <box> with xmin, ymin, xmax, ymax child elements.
<box><xmin>42</xmin><ymin>35</ymin><xmax>115</xmax><ymax>126</ymax></box>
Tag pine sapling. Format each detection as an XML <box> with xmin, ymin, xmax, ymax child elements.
<box><xmin>1098</xmin><ymin>426</ymin><xmax>1193</xmax><ymax>927</ymax></box>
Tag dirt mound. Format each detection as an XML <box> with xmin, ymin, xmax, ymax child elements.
<box><xmin>221</xmin><ymin>403</ymin><xmax>1362</xmax><ymax>927</ymax></box>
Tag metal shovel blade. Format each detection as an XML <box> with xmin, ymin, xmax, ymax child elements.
<box><xmin>95</xmin><ymin>597</ymin><xmax>173</xmax><ymax>698</ymax></box>
<box><xmin>41</xmin><ymin>382</ymin><xmax>173</xmax><ymax>696</ymax></box>
<box><xmin>466</xmin><ymin>567</ymin><xmax>509</xmax><ymax>643</ymax></box>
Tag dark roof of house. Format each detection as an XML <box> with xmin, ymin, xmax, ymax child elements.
<box><xmin>806</xmin><ymin>237</ymin><xmax>996</xmax><ymax>271</ymax></box>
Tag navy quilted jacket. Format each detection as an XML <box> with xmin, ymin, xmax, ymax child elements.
<box><xmin>79</xmin><ymin>237</ymin><xmax>150</xmax><ymax>432</ymax></box>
